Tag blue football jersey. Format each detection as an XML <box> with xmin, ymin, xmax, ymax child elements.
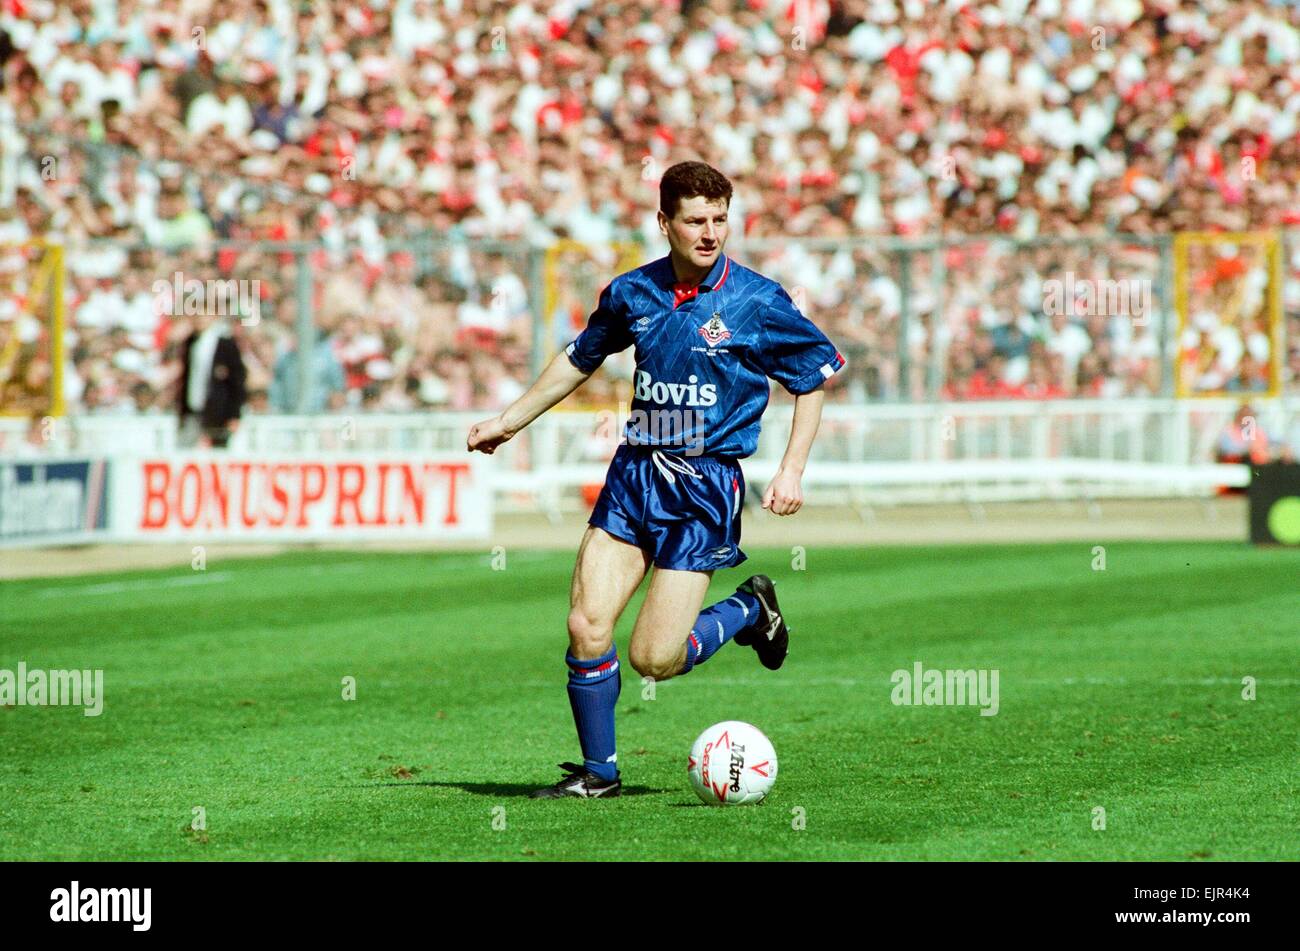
<box><xmin>564</xmin><ymin>253</ymin><xmax>846</xmax><ymax>459</ymax></box>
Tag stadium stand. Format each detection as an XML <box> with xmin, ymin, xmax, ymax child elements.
<box><xmin>1</xmin><ymin>0</ymin><xmax>1298</xmax><ymax>417</ymax></box>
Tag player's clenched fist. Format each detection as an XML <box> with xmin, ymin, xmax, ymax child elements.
<box><xmin>467</xmin><ymin>416</ymin><xmax>515</xmax><ymax>454</ymax></box>
<box><xmin>761</xmin><ymin>469</ymin><xmax>803</xmax><ymax>516</ymax></box>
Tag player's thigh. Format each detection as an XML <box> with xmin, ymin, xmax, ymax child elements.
<box><xmin>568</xmin><ymin>526</ymin><xmax>651</xmax><ymax>658</ymax></box>
<box><xmin>628</xmin><ymin>567</ymin><xmax>713</xmax><ymax>678</ymax></box>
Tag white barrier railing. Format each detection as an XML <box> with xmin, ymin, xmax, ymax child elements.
<box><xmin>2</xmin><ymin>397</ymin><xmax>1292</xmax><ymax>514</ymax></box>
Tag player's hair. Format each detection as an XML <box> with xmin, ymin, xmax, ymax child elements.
<box><xmin>660</xmin><ymin>161</ymin><xmax>732</xmax><ymax>219</ymax></box>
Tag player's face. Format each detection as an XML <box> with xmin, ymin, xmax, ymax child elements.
<box><xmin>660</xmin><ymin>196</ymin><xmax>729</xmax><ymax>277</ymax></box>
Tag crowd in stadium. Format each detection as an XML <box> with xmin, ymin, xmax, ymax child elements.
<box><xmin>1</xmin><ymin>0</ymin><xmax>1298</xmax><ymax>418</ymax></box>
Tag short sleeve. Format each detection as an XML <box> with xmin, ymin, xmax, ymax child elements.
<box><xmin>758</xmin><ymin>285</ymin><xmax>847</xmax><ymax>394</ymax></box>
<box><xmin>565</xmin><ymin>281</ymin><xmax>633</xmax><ymax>374</ymax></box>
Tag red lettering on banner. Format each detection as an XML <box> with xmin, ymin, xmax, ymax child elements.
<box><xmin>177</xmin><ymin>463</ymin><xmax>202</xmax><ymax>528</ymax></box>
<box><xmin>401</xmin><ymin>464</ymin><xmax>425</xmax><ymax>524</ymax></box>
<box><xmin>267</xmin><ymin>465</ymin><xmax>291</xmax><ymax>527</ymax></box>
<box><xmin>333</xmin><ymin>463</ymin><xmax>365</xmax><ymax>526</ymax></box>
<box><xmin>133</xmin><ymin>456</ymin><xmax>477</xmax><ymax>536</ymax></box>
<box><xmin>228</xmin><ymin>462</ymin><xmax>254</xmax><ymax>528</ymax></box>
<box><xmin>298</xmin><ymin>464</ymin><xmax>326</xmax><ymax>527</ymax></box>
<box><xmin>437</xmin><ymin>462</ymin><xmax>469</xmax><ymax>526</ymax></box>
<box><xmin>208</xmin><ymin>463</ymin><xmax>229</xmax><ymax>527</ymax></box>
<box><xmin>141</xmin><ymin>462</ymin><xmax>171</xmax><ymax>529</ymax></box>
<box><xmin>372</xmin><ymin>463</ymin><xmax>391</xmax><ymax>526</ymax></box>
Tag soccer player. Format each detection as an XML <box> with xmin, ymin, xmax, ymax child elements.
<box><xmin>467</xmin><ymin>161</ymin><xmax>845</xmax><ymax>798</ymax></box>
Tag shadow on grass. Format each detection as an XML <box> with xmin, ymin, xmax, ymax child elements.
<box><xmin>667</xmin><ymin>801</ymin><xmax>765</xmax><ymax>808</ymax></box>
<box><xmin>361</xmin><ymin>780</ymin><xmax>666</xmax><ymax>797</ymax></box>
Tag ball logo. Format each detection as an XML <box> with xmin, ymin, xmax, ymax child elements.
<box><xmin>728</xmin><ymin>742</ymin><xmax>746</xmax><ymax>792</ymax></box>
<box><xmin>634</xmin><ymin>370</ymin><xmax>718</xmax><ymax>407</ymax></box>
<box><xmin>698</xmin><ymin>314</ymin><xmax>731</xmax><ymax>347</ymax></box>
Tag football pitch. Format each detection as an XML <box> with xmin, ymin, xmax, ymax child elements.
<box><xmin>2</xmin><ymin>541</ymin><xmax>1296</xmax><ymax>861</ymax></box>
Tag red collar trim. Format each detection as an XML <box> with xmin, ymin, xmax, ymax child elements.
<box><xmin>670</xmin><ymin>255</ymin><xmax>729</xmax><ymax>309</ymax></box>
<box><xmin>711</xmin><ymin>254</ymin><xmax>730</xmax><ymax>292</ymax></box>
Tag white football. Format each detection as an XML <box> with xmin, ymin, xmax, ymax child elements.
<box><xmin>687</xmin><ymin>720</ymin><xmax>778</xmax><ymax>805</ymax></box>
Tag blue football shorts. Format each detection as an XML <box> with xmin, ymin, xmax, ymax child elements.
<box><xmin>589</xmin><ymin>443</ymin><xmax>748</xmax><ymax>572</ymax></box>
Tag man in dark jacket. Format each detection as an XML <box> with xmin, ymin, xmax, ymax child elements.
<box><xmin>178</xmin><ymin>313</ymin><xmax>246</xmax><ymax>448</ymax></box>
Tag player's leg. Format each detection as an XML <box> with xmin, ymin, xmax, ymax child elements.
<box><xmin>627</xmin><ymin>567</ymin><xmax>713</xmax><ymax>681</ymax></box>
<box><xmin>568</xmin><ymin>524</ymin><xmax>650</xmax><ymax>658</ymax></box>
<box><xmin>633</xmin><ymin>453</ymin><xmax>785</xmax><ymax>674</ymax></box>
<box><xmin>681</xmin><ymin>458</ymin><xmax>788</xmax><ymax>670</ymax></box>
<box><xmin>542</xmin><ymin>526</ymin><xmax>649</xmax><ymax>795</ymax></box>
<box><xmin>629</xmin><ymin>566</ymin><xmax>786</xmax><ymax>677</ymax></box>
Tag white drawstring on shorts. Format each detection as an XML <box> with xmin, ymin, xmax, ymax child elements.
<box><xmin>650</xmin><ymin>449</ymin><xmax>703</xmax><ymax>485</ymax></box>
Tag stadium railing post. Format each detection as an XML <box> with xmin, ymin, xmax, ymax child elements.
<box><xmin>1157</xmin><ymin>234</ymin><xmax>1175</xmax><ymax>398</ymax></box>
<box><xmin>294</xmin><ymin>247</ymin><xmax>316</xmax><ymax>416</ymax></box>
<box><xmin>927</xmin><ymin>242</ymin><xmax>945</xmax><ymax>402</ymax></box>
<box><xmin>528</xmin><ymin>244</ymin><xmax>546</xmax><ymax>380</ymax></box>
<box><xmin>894</xmin><ymin>248</ymin><xmax>913</xmax><ymax>402</ymax></box>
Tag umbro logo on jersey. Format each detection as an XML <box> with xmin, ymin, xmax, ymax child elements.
<box><xmin>711</xmin><ymin>546</ymin><xmax>732</xmax><ymax>559</ymax></box>
<box><xmin>698</xmin><ymin>314</ymin><xmax>732</xmax><ymax>347</ymax></box>
<box><xmin>635</xmin><ymin>316</ymin><xmax>650</xmax><ymax>329</ymax></box>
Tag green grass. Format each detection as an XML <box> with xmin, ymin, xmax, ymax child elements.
<box><xmin>1</xmin><ymin>541</ymin><xmax>1296</xmax><ymax>861</ymax></box>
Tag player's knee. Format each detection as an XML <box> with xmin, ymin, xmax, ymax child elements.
<box><xmin>628</xmin><ymin>645</ymin><xmax>680</xmax><ymax>682</ymax></box>
<box><xmin>566</xmin><ymin>608</ymin><xmax>612</xmax><ymax>656</ymax></box>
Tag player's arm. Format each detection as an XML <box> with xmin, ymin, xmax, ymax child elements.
<box><xmin>762</xmin><ymin>385</ymin><xmax>825</xmax><ymax>516</ymax></box>
<box><xmin>758</xmin><ymin>285</ymin><xmax>846</xmax><ymax>516</ymax></box>
<box><xmin>468</xmin><ymin>281</ymin><xmax>632</xmax><ymax>455</ymax></box>
<box><xmin>467</xmin><ymin>351</ymin><xmax>590</xmax><ymax>455</ymax></box>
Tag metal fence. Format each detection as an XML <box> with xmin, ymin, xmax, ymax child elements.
<box><xmin>28</xmin><ymin>229</ymin><xmax>1299</xmax><ymax>421</ymax></box>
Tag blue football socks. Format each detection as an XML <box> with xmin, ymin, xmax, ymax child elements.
<box><xmin>565</xmin><ymin>646</ymin><xmax>621</xmax><ymax>781</ymax></box>
<box><xmin>682</xmin><ymin>590</ymin><xmax>761</xmax><ymax>673</ymax></box>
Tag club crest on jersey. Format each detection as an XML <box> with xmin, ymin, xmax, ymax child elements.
<box><xmin>698</xmin><ymin>314</ymin><xmax>731</xmax><ymax>348</ymax></box>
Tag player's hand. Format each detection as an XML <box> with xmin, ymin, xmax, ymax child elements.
<box><xmin>761</xmin><ymin>467</ymin><xmax>803</xmax><ymax>516</ymax></box>
<box><xmin>467</xmin><ymin>416</ymin><xmax>516</xmax><ymax>454</ymax></box>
